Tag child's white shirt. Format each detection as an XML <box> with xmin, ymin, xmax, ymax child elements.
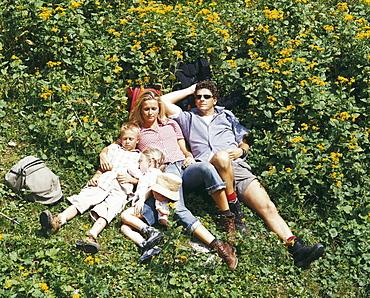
<box><xmin>132</xmin><ymin>168</ymin><xmax>162</xmax><ymax>204</ymax></box>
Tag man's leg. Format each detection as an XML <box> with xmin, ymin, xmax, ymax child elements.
<box><xmin>210</xmin><ymin>152</ymin><xmax>248</xmax><ymax>233</ymax></box>
<box><xmin>210</xmin><ymin>151</ymin><xmax>235</xmax><ymax>197</ymax></box>
<box><xmin>242</xmin><ymin>179</ymin><xmax>324</xmax><ymax>267</ymax></box>
<box><xmin>243</xmin><ymin>180</ymin><xmax>293</xmax><ymax>239</ymax></box>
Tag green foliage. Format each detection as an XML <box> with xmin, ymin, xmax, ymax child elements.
<box><xmin>1</xmin><ymin>0</ymin><xmax>369</xmax><ymax>297</ymax></box>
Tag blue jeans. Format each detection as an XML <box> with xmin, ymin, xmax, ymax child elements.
<box><xmin>142</xmin><ymin>161</ymin><xmax>226</xmax><ymax>231</ymax></box>
<box><xmin>166</xmin><ymin>161</ymin><xmax>226</xmax><ymax>232</ymax></box>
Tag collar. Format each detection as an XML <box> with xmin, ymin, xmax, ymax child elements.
<box><xmin>189</xmin><ymin>105</ymin><xmax>226</xmax><ymax>116</ymax></box>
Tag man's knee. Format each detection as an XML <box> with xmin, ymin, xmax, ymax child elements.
<box><xmin>210</xmin><ymin>151</ymin><xmax>231</xmax><ymax>169</ymax></box>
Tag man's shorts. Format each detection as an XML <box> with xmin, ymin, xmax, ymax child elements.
<box><xmin>232</xmin><ymin>160</ymin><xmax>257</xmax><ymax>201</ymax></box>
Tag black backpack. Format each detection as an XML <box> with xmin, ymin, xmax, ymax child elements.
<box><xmin>172</xmin><ymin>57</ymin><xmax>212</xmax><ymax>110</ymax></box>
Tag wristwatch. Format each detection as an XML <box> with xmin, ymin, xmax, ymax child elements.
<box><xmin>240</xmin><ymin>148</ymin><xmax>247</xmax><ymax>158</ymax></box>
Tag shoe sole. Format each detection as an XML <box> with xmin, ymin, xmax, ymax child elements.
<box><xmin>140</xmin><ymin>248</ymin><xmax>162</xmax><ymax>264</ymax></box>
<box><xmin>296</xmin><ymin>244</ymin><xmax>325</xmax><ymax>268</ymax></box>
<box><xmin>39</xmin><ymin>210</ymin><xmax>52</xmax><ymax>234</ymax></box>
<box><xmin>229</xmin><ymin>247</ymin><xmax>238</xmax><ymax>271</ymax></box>
<box><xmin>75</xmin><ymin>241</ymin><xmax>100</xmax><ymax>254</ymax></box>
<box><xmin>144</xmin><ymin>233</ymin><xmax>164</xmax><ymax>250</ymax></box>
<box><xmin>84</xmin><ymin>242</ymin><xmax>100</xmax><ymax>254</ymax></box>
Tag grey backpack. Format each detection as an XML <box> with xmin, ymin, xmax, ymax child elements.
<box><xmin>5</xmin><ymin>156</ymin><xmax>63</xmax><ymax>205</ymax></box>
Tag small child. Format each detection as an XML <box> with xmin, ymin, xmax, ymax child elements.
<box><xmin>121</xmin><ymin>151</ymin><xmax>182</xmax><ymax>264</ymax></box>
<box><xmin>39</xmin><ymin>122</ymin><xmax>142</xmax><ymax>254</ymax></box>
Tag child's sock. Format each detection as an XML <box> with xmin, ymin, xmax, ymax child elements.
<box><xmin>89</xmin><ymin>231</ymin><xmax>98</xmax><ymax>239</ymax></box>
<box><xmin>59</xmin><ymin>214</ymin><xmax>67</xmax><ymax>225</ymax></box>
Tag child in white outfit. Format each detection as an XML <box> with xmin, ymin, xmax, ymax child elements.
<box><xmin>121</xmin><ymin>149</ymin><xmax>182</xmax><ymax>263</ymax></box>
<box><xmin>40</xmin><ymin>122</ymin><xmax>142</xmax><ymax>254</ymax></box>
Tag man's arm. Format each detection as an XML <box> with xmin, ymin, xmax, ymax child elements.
<box><xmin>226</xmin><ymin>140</ymin><xmax>250</xmax><ymax>160</ymax></box>
<box><xmin>161</xmin><ymin>85</ymin><xmax>196</xmax><ymax>116</ymax></box>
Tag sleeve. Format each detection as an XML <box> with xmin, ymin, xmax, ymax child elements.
<box><xmin>225</xmin><ymin>110</ymin><xmax>250</xmax><ymax>143</ymax></box>
<box><xmin>168</xmin><ymin>119</ymin><xmax>185</xmax><ymax>140</ymax></box>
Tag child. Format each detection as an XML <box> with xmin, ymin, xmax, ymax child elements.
<box><xmin>121</xmin><ymin>154</ymin><xmax>182</xmax><ymax>263</ymax></box>
<box><xmin>39</xmin><ymin>122</ymin><xmax>142</xmax><ymax>254</ymax></box>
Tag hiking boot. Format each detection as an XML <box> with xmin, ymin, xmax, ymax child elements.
<box><xmin>211</xmin><ymin>239</ymin><xmax>238</xmax><ymax>270</ymax></box>
<box><xmin>40</xmin><ymin>210</ymin><xmax>62</xmax><ymax>235</ymax></box>
<box><xmin>141</xmin><ymin>226</ymin><xmax>164</xmax><ymax>249</ymax></box>
<box><xmin>229</xmin><ymin>199</ymin><xmax>248</xmax><ymax>234</ymax></box>
<box><xmin>220</xmin><ymin>213</ymin><xmax>236</xmax><ymax>240</ymax></box>
<box><xmin>75</xmin><ymin>234</ymin><xmax>100</xmax><ymax>254</ymax></box>
<box><xmin>139</xmin><ymin>246</ymin><xmax>162</xmax><ymax>264</ymax></box>
<box><xmin>288</xmin><ymin>238</ymin><xmax>324</xmax><ymax>268</ymax></box>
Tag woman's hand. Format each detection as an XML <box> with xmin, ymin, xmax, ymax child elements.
<box><xmin>134</xmin><ymin>198</ymin><xmax>145</xmax><ymax>216</ymax></box>
<box><xmin>117</xmin><ymin>173</ymin><xmax>134</xmax><ymax>184</ymax></box>
<box><xmin>87</xmin><ymin>177</ymin><xmax>99</xmax><ymax>187</ymax></box>
<box><xmin>100</xmin><ymin>150</ymin><xmax>112</xmax><ymax>172</ymax></box>
<box><xmin>182</xmin><ymin>157</ymin><xmax>196</xmax><ymax>168</ymax></box>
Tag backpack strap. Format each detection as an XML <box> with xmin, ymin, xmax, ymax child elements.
<box><xmin>196</xmin><ymin>57</ymin><xmax>211</xmax><ymax>81</ymax></box>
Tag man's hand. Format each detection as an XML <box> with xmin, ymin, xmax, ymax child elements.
<box><xmin>88</xmin><ymin>177</ymin><xmax>99</xmax><ymax>186</ymax></box>
<box><xmin>226</xmin><ymin>148</ymin><xmax>243</xmax><ymax>160</ymax></box>
<box><xmin>182</xmin><ymin>157</ymin><xmax>196</xmax><ymax>168</ymax></box>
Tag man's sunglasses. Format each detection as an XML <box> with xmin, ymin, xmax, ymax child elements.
<box><xmin>195</xmin><ymin>94</ymin><xmax>213</xmax><ymax>99</ymax></box>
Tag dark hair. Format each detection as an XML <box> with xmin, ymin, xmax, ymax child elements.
<box><xmin>195</xmin><ymin>81</ymin><xmax>219</xmax><ymax>99</ymax></box>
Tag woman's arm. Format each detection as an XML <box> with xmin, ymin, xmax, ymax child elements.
<box><xmin>99</xmin><ymin>140</ymin><xmax>120</xmax><ymax>171</ymax></box>
<box><xmin>177</xmin><ymin>139</ymin><xmax>196</xmax><ymax>168</ymax></box>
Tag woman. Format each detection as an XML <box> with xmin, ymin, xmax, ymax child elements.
<box><xmin>101</xmin><ymin>90</ymin><xmax>237</xmax><ymax>270</ymax></box>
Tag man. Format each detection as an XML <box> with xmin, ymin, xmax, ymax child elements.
<box><xmin>161</xmin><ymin>81</ymin><xmax>324</xmax><ymax>268</ymax></box>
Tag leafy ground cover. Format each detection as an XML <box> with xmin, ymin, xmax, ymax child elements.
<box><xmin>1</xmin><ymin>0</ymin><xmax>369</xmax><ymax>297</ymax></box>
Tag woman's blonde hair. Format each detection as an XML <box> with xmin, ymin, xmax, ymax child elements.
<box><xmin>129</xmin><ymin>90</ymin><xmax>167</xmax><ymax>126</ymax></box>
<box><xmin>142</xmin><ymin>148</ymin><xmax>166</xmax><ymax>171</ymax></box>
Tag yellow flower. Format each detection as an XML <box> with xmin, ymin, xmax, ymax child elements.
<box><xmin>285</xmin><ymin>168</ymin><xmax>292</xmax><ymax>173</ymax></box>
<box><xmin>291</xmin><ymin>136</ymin><xmax>304</xmax><ymax>143</ymax></box>
<box><xmin>301</xmin><ymin>123</ymin><xmax>309</xmax><ymax>130</ymax></box>
<box><xmin>81</xmin><ymin>116</ymin><xmax>89</xmax><ymax>122</ymax></box>
<box><xmin>39</xmin><ymin>283</ymin><xmax>49</xmax><ymax>291</ymax></box>
<box><xmin>317</xmin><ymin>143</ymin><xmax>326</xmax><ymax>150</ymax></box>
<box><xmin>343</xmin><ymin>14</ymin><xmax>354</xmax><ymax>21</ymax></box>
<box><xmin>68</xmin><ymin>1</ymin><xmax>84</xmax><ymax>9</ymax></box>
<box><xmin>113</xmin><ymin>65</ymin><xmax>123</xmax><ymax>73</ymax></box>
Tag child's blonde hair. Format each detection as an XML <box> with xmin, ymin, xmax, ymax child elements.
<box><xmin>142</xmin><ymin>148</ymin><xmax>165</xmax><ymax>171</ymax></box>
<box><xmin>120</xmin><ymin>122</ymin><xmax>140</xmax><ymax>139</ymax></box>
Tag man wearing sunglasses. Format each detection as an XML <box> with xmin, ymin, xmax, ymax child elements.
<box><xmin>162</xmin><ymin>80</ymin><xmax>324</xmax><ymax>268</ymax></box>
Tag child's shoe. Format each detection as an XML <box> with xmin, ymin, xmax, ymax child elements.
<box><xmin>139</xmin><ymin>246</ymin><xmax>162</xmax><ymax>264</ymax></box>
<box><xmin>40</xmin><ymin>210</ymin><xmax>62</xmax><ymax>235</ymax></box>
<box><xmin>141</xmin><ymin>226</ymin><xmax>164</xmax><ymax>249</ymax></box>
<box><xmin>75</xmin><ymin>234</ymin><xmax>100</xmax><ymax>254</ymax></box>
